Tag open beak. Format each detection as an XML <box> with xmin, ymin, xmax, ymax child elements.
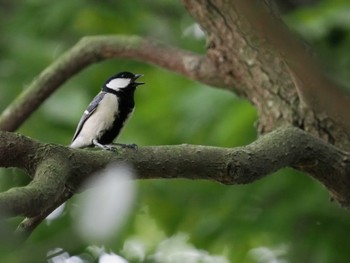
<box><xmin>133</xmin><ymin>74</ymin><xmax>145</xmax><ymax>86</ymax></box>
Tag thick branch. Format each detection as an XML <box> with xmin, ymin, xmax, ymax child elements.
<box><xmin>15</xmin><ymin>187</ymin><xmax>73</xmax><ymax>239</ymax></box>
<box><xmin>0</xmin><ymin>35</ymin><xmax>216</xmax><ymax>132</ymax></box>
<box><xmin>0</xmin><ymin>127</ymin><xmax>349</xmax><ymax>221</ymax></box>
<box><xmin>0</xmin><ymin>157</ymin><xmax>68</xmax><ymax>217</ymax></box>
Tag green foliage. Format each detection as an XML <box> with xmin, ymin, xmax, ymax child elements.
<box><xmin>1</xmin><ymin>1</ymin><xmax>350</xmax><ymax>262</ymax></box>
<box><xmin>285</xmin><ymin>0</ymin><xmax>350</xmax><ymax>87</ymax></box>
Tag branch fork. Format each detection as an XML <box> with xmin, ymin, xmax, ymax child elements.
<box><xmin>0</xmin><ymin>126</ymin><xmax>349</xmax><ymax>239</ymax></box>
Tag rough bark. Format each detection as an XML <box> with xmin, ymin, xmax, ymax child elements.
<box><xmin>183</xmin><ymin>0</ymin><xmax>350</xmax><ymax>149</ymax></box>
<box><xmin>1</xmin><ymin>126</ymin><xmax>349</xmax><ymax>237</ymax></box>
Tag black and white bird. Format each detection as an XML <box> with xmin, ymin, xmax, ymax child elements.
<box><xmin>70</xmin><ymin>71</ymin><xmax>144</xmax><ymax>150</ymax></box>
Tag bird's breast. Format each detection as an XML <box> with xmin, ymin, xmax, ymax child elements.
<box><xmin>99</xmin><ymin>92</ymin><xmax>119</xmax><ymax>116</ymax></box>
<box><xmin>71</xmin><ymin>93</ymin><xmax>118</xmax><ymax>146</ymax></box>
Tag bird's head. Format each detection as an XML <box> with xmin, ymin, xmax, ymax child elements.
<box><xmin>103</xmin><ymin>71</ymin><xmax>144</xmax><ymax>92</ymax></box>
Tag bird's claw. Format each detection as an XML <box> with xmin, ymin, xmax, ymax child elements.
<box><xmin>104</xmin><ymin>145</ymin><xmax>118</xmax><ymax>152</ymax></box>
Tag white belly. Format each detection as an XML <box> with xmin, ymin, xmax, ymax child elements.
<box><xmin>71</xmin><ymin>94</ymin><xmax>118</xmax><ymax>148</ymax></box>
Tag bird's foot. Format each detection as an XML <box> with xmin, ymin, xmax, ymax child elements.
<box><xmin>92</xmin><ymin>139</ymin><xmax>117</xmax><ymax>151</ymax></box>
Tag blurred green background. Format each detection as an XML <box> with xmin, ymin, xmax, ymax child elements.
<box><xmin>1</xmin><ymin>0</ymin><xmax>350</xmax><ymax>262</ymax></box>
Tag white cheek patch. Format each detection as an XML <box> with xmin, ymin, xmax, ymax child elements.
<box><xmin>106</xmin><ymin>78</ymin><xmax>131</xmax><ymax>91</ymax></box>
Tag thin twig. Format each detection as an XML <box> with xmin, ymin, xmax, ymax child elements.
<box><xmin>15</xmin><ymin>187</ymin><xmax>74</xmax><ymax>241</ymax></box>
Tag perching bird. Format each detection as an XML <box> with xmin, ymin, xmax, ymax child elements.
<box><xmin>70</xmin><ymin>71</ymin><xmax>144</xmax><ymax>150</ymax></box>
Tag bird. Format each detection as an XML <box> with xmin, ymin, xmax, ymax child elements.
<box><xmin>70</xmin><ymin>71</ymin><xmax>144</xmax><ymax>150</ymax></box>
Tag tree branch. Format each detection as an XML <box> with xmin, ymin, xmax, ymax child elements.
<box><xmin>0</xmin><ymin>35</ymin><xmax>216</xmax><ymax>132</ymax></box>
<box><xmin>0</xmin><ymin>157</ymin><xmax>68</xmax><ymax>217</ymax></box>
<box><xmin>15</xmin><ymin>187</ymin><xmax>73</xmax><ymax>240</ymax></box>
<box><xmin>0</xmin><ymin>126</ymin><xmax>349</xmax><ymax>235</ymax></box>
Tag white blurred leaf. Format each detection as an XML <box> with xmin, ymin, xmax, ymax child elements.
<box><xmin>65</xmin><ymin>256</ymin><xmax>85</xmax><ymax>263</ymax></box>
<box><xmin>99</xmin><ymin>252</ymin><xmax>129</xmax><ymax>263</ymax></box>
<box><xmin>121</xmin><ymin>238</ymin><xmax>146</xmax><ymax>262</ymax></box>
<box><xmin>73</xmin><ymin>163</ymin><xmax>136</xmax><ymax>243</ymax></box>
<box><xmin>46</xmin><ymin>203</ymin><xmax>66</xmax><ymax>224</ymax></box>
<box><xmin>47</xmin><ymin>248</ymin><xmax>84</xmax><ymax>263</ymax></box>
<box><xmin>47</xmin><ymin>247</ymin><xmax>69</xmax><ymax>263</ymax></box>
<box><xmin>182</xmin><ymin>23</ymin><xmax>205</xmax><ymax>39</ymax></box>
<box><xmin>248</xmin><ymin>245</ymin><xmax>288</xmax><ymax>263</ymax></box>
<box><xmin>151</xmin><ymin>233</ymin><xmax>229</xmax><ymax>263</ymax></box>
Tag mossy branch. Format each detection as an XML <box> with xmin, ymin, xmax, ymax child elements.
<box><xmin>0</xmin><ymin>126</ymin><xmax>349</xmax><ymax>238</ymax></box>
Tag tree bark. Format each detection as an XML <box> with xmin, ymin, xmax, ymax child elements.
<box><xmin>184</xmin><ymin>0</ymin><xmax>350</xmax><ymax>149</ymax></box>
<box><xmin>1</xmin><ymin>126</ymin><xmax>349</xmax><ymax>237</ymax></box>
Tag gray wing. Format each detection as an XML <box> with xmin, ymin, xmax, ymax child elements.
<box><xmin>71</xmin><ymin>92</ymin><xmax>106</xmax><ymax>142</ymax></box>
